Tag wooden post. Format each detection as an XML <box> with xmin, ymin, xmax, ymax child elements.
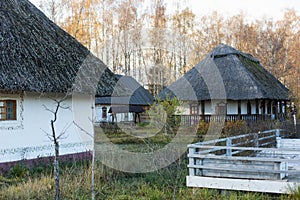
<box><xmin>238</xmin><ymin>100</ymin><xmax>241</xmax><ymax>120</ymax></box>
<box><xmin>279</xmin><ymin>101</ymin><xmax>283</xmax><ymax>114</ymax></box>
<box><xmin>267</xmin><ymin>100</ymin><xmax>271</xmax><ymax>115</ymax></box>
<box><xmin>284</xmin><ymin>101</ymin><xmax>287</xmax><ymax>118</ymax></box>
<box><xmin>254</xmin><ymin>133</ymin><xmax>259</xmax><ymax>148</ymax></box>
<box><xmin>226</xmin><ymin>138</ymin><xmax>232</xmax><ymax>156</ymax></box>
<box><xmin>274</xmin><ymin>101</ymin><xmax>278</xmax><ymax>120</ymax></box>
<box><xmin>201</xmin><ymin>100</ymin><xmax>205</xmax><ymax>121</ymax></box>
<box><xmin>254</xmin><ymin>132</ymin><xmax>259</xmax><ymax>155</ymax></box>
<box><xmin>276</xmin><ymin>129</ymin><xmax>281</xmax><ymax>148</ymax></box>
<box><xmin>189</xmin><ymin>147</ymin><xmax>195</xmax><ymax>176</ymax></box>
<box><xmin>262</xmin><ymin>100</ymin><xmax>266</xmax><ymax>120</ymax></box>
<box><xmin>276</xmin><ymin>129</ymin><xmax>280</xmax><ymax>137</ymax></box>
<box><xmin>256</xmin><ymin>99</ymin><xmax>259</xmax><ymax>121</ymax></box>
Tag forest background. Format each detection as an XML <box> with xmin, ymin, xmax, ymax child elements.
<box><xmin>31</xmin><ymin>0</ymin><xmax>300</xmax><ymax>110</ymax></box>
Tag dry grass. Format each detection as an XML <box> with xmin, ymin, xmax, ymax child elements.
<box><xmin>0</xmin><ymin>125</ymin><xmax>298</xmax><ymax>199</ymax></box>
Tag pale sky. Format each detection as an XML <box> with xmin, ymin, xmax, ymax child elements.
<box><xmin>186</xmin><ymin>0</ymin><xmax>300</xmax><ymax>21</ymax></box>
<box><xmin>29</xmin><ymin>0</ymin><xmax>300</xmax><ymax>22</ymax></box>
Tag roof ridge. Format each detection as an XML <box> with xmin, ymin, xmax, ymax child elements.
<box><xmin>211</xmin><ymin>44</ymin><xmax>259</xmax><ymax>63</ymax></box>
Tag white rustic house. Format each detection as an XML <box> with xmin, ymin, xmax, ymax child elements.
<box><xmin>0</xmin><ymin>0</ymin><xmax>121</xmax><ymax>163</ymax></box>
<box><xmin>159</xmin><ymin>44</ymin><xmax>290</xmax><ymax>124</ymax></box>
<box><xmin>95</xmin><ymin>75</ymin><xmax>154</xmax><ymax>123</ymax></box>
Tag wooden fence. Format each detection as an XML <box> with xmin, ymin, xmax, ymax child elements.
<box><xmin>180</xmin><ymin>114</ymin><xmax>271</xmax><ymax>125</ymax></box>
<box><xmin>187</xmin><ymin>129</ymin><xmax>300</xmax><ymax>194</ymax></box>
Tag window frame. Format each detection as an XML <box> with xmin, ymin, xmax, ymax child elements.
<box><xmin>190</xmin><ymin>104</ymin><xmax>199</xmax><ymax>115</ymax></box>
<box><xmin>102</xmin><ymin>106</ymin><xmax>107</xmax><ymax>119</ymax></box>
<box><xmin>0</xmin><ymin>99</ymin><xmax>17</xmax><ymax>121</ymax></box>
<box><xmin>215</xmin><ymin>102</ymin><xmax>227</xmax><ymax>115</ymax></box>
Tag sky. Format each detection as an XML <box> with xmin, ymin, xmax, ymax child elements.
<box><xmin>29</xmin><ymin>0</ymin><xmax>300</xmax><ymax>22</ymax></box>
<box><xmin>168</xmin><ymin>0</ymin><xmax>300</xmax><ymax>21</ymax></box>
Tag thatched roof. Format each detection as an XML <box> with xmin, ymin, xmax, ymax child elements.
<box><xmin>159</xmin><ymin>44</ymin><xmax>289</xmax><ymax>101</ymax></box>
<box><xmin>95</xmin><ymin>75</ymin><xmax>154</xmax><ymax>106</ymax></box>
<box><xmin>0</xmin><ymin>0</ymin><xmax>121</xmax><ymax>96</ymax></box>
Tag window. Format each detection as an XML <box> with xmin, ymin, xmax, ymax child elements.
<box><xmin>0</xmin><ymin>100</ymin><xmax>17</xmax><ymax>120</ymax></box>
<box><xmin>215</xmin><ymin>103</ymin><xmax>227</xmax><ymax>115</ymax></box>
<box><xmin>190</xmin><ymin>104</ymin><xmax>198</xmax><ymax>115</ymax></box>
<box><xmin>102</xmin><ymin>107</ymin><xmax>107</xmax><ymax>119</ymax></box>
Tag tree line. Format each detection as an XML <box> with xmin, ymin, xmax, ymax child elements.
<box><xmin>36</xmin><ymin>0</ymin><xmax>300</xmax><ymax>106</ymax></box>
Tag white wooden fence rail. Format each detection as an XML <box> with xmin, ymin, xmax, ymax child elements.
<box><xmin>187</xmin><ymin>129</ymin><xmax>300</xmax><ymax>194</ymax></box>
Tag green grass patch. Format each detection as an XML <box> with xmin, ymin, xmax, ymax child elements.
<box><xmin>0</xmin><ymin>155</ymin><xmax>295</xmax><ymax>199</ymax></box>
<box><xmin>1</xmin><ymin>125</ymin><xmax>298</xmax><ymax>199</ymax></box>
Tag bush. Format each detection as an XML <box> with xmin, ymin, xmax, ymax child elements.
<box><xmin>9</xmin><ymin>164</ymin><xmax>29</xmax><ymax>179</ymax></box>
<box><xmin>196</xmin><ymin>120</ymin><xmax>209</xmax><ymax>138</ymax></box>
<box><xmin>222</xmin><ymin>120</ymin><xmax>249</xmax><ymax>137</ymax></box>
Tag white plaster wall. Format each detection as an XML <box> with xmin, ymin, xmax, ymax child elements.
<box><xmin>0</xmin><ymin>92</ymin><xmax>94</xmax><ymax>163</ymax></box>
<box><xmin>95</xmin><ymin>105</ymin><xmax>134</xmax><ymax>122</ymax></box>
<box><xmin>251</xmin><ymin>100</ymin><xmax>256</xmax><ymax>114</ymax></box>
<box><xmin>179</xmin><ymin>104</ymin><xmax>189</xmax><ymax>115</ymax></box>
<box><xmin>205</xmin><ymin>101</ymin><xmax>213</xmax><ymax>114</ymax></box>
<box><xmin>240</xmin><ymin>101</ymin><xmax>247</xmax><ymax>114</ymax></box>
<box><xmin>95</xmin><ymin>105</ymin><xmax>104</xmax><ymax>122</ymax></box>
<box><xmin>227</xmin><ymin>101</ymin><xmax>237</xmax><ymax>115</ymax></box>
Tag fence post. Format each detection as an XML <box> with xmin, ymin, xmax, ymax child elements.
<box><xmin>188</xmin><ymin>147</ymin><xmax>195</xmax><ymax>176</ymax></box>
<box><xmin>254</xmin><ymin>133</ymin><xmax>259</xmax><ymax>148</ymax></box>
<box><xmin>275</xmin><ymin>129</ymin><xmax>280</xmax><ymax>137</ymax></box>
<box><xmin>226</xmin><ymin>138</ymin><xmax>232</xmax><ymax>156</ymax></box>
<box><xmin>275</xmin><ymin>129</ymin><xmax>281</xmax><ymax>148</ymax></box>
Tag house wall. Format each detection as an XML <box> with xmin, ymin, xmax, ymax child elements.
<box><xmin>227</xmin><ymin>101</ymin><xmax>237</xmax><ymax>114</ymax></box>
<box><xmin>241</xmin><ymin>101</ymin><xmax>247</xmax><ymax>114</ymax></box>
<box><xmin>180</xmin><ymin>104</ymin><xmax>190</xmax><ymax>115</ymax></box>
<box><xmin>251</xmin><ymin>100</ymin><xmax>256</xmax><ymax>114</ymax></box>
<box><xmin>205</xmin><ymin>101</ymin><xmax>213</xmax><ymax>114</ymax></box>
<box><xmin>0</xmin><ymin>92</ymin><xmax>94</xmax><ymax>163</ymax></box>
<box><xmin>183</xmin><ymin>100</ymin><xmax>281</xmax><ymax>116</ymax></box>
<box><xmin>95</xmin><ymin>105</ymin><xmax>134</xmax><ymax>123</ymax></box>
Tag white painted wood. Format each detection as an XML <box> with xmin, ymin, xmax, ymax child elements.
<box><xmin>188</xmin><ymin>159</ymin><xmax>288</xmax><ymax>180</ymax></box>
<box><xmin>186</xmin><ymin>176</ymin><xmax>300</xmax><ymax>194</ymax></box>
<box><xmin>188</xmin><ymin>145</ymin><xmax>296</xmax><ymax>153</ymax></box>
<box><xmin>189</xmin><ymin>148</ymin><xmax>195</xmax><ymax>176</ymax></box>
<box><xmin>189</xmin><ymin>153</ymin><xmax>300</xmax><ymax>163</ymax></box>
<box><xmin>186</xmin><ymin>131</ymin><xmax>300</xmax><ymax>193</ymax></box>
<box><xmin>188</xmin><ymin>163</ymin><xmax>289</xmax><ymax>174</ymax></box>
<box><xmin>280</xmin><ymin>139</ymin><xmax>300</xmax><ymax>150</ymax></box>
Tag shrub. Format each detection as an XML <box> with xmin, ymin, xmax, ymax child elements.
<box><xmin>222</xmin><ymin>120</ymin><xmax>249</xmax><ymax>137</ymax></box>
<box><xmin>9</xmin><ymin>163</ymin><xmax>29</xmax><ymax>179</ymax></box>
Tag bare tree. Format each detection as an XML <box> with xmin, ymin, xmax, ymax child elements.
<box><xmin>43</xmin><ymin>95</ymin><xmax>71</xmax><ymax>200</ymax></box>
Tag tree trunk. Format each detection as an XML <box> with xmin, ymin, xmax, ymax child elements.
<box><xmin>54</xmin><ymin>142</ymin><xmax>60</xmax><ymax>200</ymax></box>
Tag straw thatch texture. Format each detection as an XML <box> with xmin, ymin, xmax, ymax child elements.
<box><xmin>96</xmin><ymin>75</ymin><xmax>154</xmax><ymax>106</ymax></box>
<box><xmin>0</xmin><ymin>0</ymin><xmax>121</xmax><ymax>96</ymax></box>
<box><xmin>159</xmin><ymin>44</ymin><xmax>289</xmax><ymax>101</ymax></box>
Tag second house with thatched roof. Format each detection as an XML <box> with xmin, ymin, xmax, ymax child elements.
<box><xmin>95</xmin><ymin>75</ymin><xmax>154</xmax><ymax>124</ymax></box>
<box><xmin>159</xmin><ymin>44</ymin><xmax>290</xmax><ymax>124</ymax></box>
